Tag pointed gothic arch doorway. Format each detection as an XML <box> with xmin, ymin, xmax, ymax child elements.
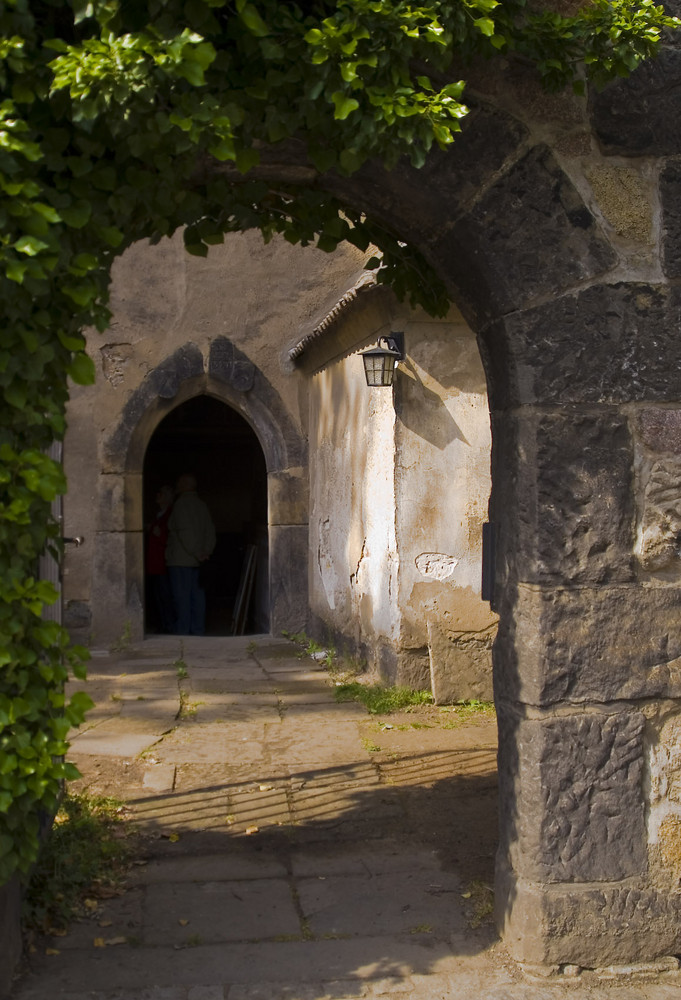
<box><xmin>143</xmin><ymin>395</ymin><xmax>268</xmax><ymax>636</ymax></box>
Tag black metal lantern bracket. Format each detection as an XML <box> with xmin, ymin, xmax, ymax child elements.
<box><xmin>360</xmin><ymin>332</ymin><xmax>406</xmax><ymax>387</ymax></box>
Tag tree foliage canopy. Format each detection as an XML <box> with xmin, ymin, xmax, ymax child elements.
<box><xmin>0</xmin><ymin>0</ymin><xmax>677</xmax><ymax>884</ymax></box>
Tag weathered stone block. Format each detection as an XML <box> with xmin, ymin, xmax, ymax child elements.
<box><xmin>637</xmin><ymin>459</ymin><xmax>681</xmax><ymax>571</ymax></box>
<box><xmin>104</xmin><ymin>344</ymin><xmax>204</xmax><ymax>470</ymax></box>
<box><xmin>483</xmin><ymin>283</ymin><xmax>681</xmax><ymax>408</ymax></box>
<box><xmin>268</xmin><ymin>469</ymin><xmax>309</xmax><ymax>526</ymax></box>
<box><xmin>584</xmin><ymin>163</ymin><xmax>654</xmax><ymax>244</ymax></box>
<box><xmin>489</xmin><ymin>410</ymin><xmax>635</xmax><ymax>591</ymax></box>
<box><xmin>268</xmin><ymin>524</ymin><xmax>308</xmax><ymax>636</ymax></box>
<box><xmin>90</xmin><ymin>530</ymin><xmax>144</xmax><ymax>645</ymax></box>
<box><xmin>498</xmin><ymin>867</ymin><xmax>681</xmax><ymax>966</ymax></box>
<box><xmin>428</xmin><ymin>621</ymin><xmax>493</xmax><ymax>703</ymax></box>
<box><xmin>208</xmin><ymin>338</ymin><xmax>255</xmax><ymax>392</ymax></box>
<box><xmin>661</xmin><ymin>159</ymin><xmax>681</xmax><ymax>277</ymax></box>
<box><xmin>638</xmin><ymin>407</ymin><xmax>681</xmax><ymax>454</ymax></box>
<box><xmin>394</xmin><ymin>646</ymin><xmax>430</xmax><ymax>690</ymax></box>
<box><xmin>326</xmin><ymin>106</ymin><xmax>527</xmax><ymax>253</ymax></box>
<box><xmin>63</xmin><ymin>599</ymin><xmax>92</xmax><ymax>631</ymax></box>
<box><xmin>439</xmin><ymin>146</ymin><xmax>615</xmax><ymax>322</ymax></box>
<box><xmin>97</xmin><ymin>474</ymin><xmax>126</xmax><ymax>531</ymax></box>
<box><xmin>591</xmin><ymin>49</ymin><xmax>681</xmax><ymax>156</ymax></box>
<box><xmin>498</xmin><ymin>711</ymin><xmax>646</xmax><ymax>883</ymax></box>
<box><xmin>496</xmin><ymin>584</ymin><xmax>681</xmax><ymax>704</ymax></box>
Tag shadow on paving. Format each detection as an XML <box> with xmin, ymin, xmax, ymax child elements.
<box><xmin>12</xmin><ymin>765</ymin><xmax>498</xmax><ymax>997</ymax></box>
<box><xmin>128</xmin><ymin>752</ymin><xmax>497</xmax><ymax>882</ymax></box>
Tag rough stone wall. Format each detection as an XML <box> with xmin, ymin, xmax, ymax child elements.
<box><xmin>307</xmin><ymin>302</ymin><xmax>497</xmax><ymax>698</ymax></box>
<box><xmin>63</xmin><ymin>232</ymin><xmax>367</xmax><ymax>644</ymax></box>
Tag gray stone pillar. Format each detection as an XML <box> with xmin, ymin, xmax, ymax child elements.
<box><xmin>488</xmin><ymin>285</ymin><xmax>681</xmax><ymax>967</ymax></box>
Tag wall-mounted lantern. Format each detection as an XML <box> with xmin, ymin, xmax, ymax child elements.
<box><xmin>360</xmin><ymin>332</ymin><xmax>405</xmax><ymax>387</ymax></box>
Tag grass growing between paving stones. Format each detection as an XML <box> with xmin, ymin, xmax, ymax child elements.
<box><xmin>334</xmin><ymin>682</ymin><xmax>434</xmax><ymax>714</ymax></box>
<box><xmin>438</xmin><ymin>700</ymin><xmax>496</xmax><ymax>727</ymax></box>
<box><xmin>462</xmin><ymin>880</ymin><xmax>495</xmax><ymax>929</ymax></box>
<box><xmin>23</xmin><ymin>793</ymin><xmax>133</xmax><ymax>936</ymax></box>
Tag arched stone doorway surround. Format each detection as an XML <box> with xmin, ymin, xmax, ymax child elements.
<box><xmin>209</xmin><ymin>53</ymin><xmax>681</xmax><ymax>966</ymax></box>
<box><xmin>91</xmin><ymin>338</ymin><xmax>308</xmax><ymax>647</ymax></box>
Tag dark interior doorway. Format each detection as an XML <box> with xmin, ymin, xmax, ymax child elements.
<box><xmin>143</xmin><ymin>395</ymin><xmax>269</xmax><ymax>636</ymax></box>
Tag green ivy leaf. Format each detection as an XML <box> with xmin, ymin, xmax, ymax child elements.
<box><xmin>332</xmin><ymin>92</ymin><xmax>360</xmax><ymax>120</ymax></box>
<box><xmin>68</xmin><ymin>352</ymin><xmax>95</xmax><ymax>385</ymax></box>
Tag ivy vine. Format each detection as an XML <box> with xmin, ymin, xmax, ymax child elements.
<box><xmin>0</xmin><ymin>0</ymin><xmax>677</xmax><ymax>885</ymax></box>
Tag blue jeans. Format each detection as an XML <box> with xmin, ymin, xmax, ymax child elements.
<box><xmin>168</xmin><ymin>565</ymin><xmax>206</xmax><ymax>635</ymax></box>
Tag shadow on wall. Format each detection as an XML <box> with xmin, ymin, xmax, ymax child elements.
<box><xmin>395</xmin><ymin>364</ymin><xmax>470</xmax><ymax>452</ymax></box>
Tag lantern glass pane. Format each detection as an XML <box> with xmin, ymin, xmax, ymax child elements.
<box><xmin>363</xmin><ymin>352</ymin><xmax>395</xmax><ymax>387</ymax></box>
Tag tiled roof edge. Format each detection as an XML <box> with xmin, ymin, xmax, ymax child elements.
<box><xmin>288</xmin><ymin>273</ymin><xmax>378</xmax><ymax>362</ymax></box>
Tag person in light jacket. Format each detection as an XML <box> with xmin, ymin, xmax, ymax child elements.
<box><xmin>166</xmin><ymin>473</ymin><xmax>216</xmax><ymax>635</ymax></box>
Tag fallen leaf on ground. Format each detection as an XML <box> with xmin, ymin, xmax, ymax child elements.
<box><xmin>169</xmin><ymin>832</ymin><xmax>180</xmax><ymax>842</ymax></box>
<box><xmin>245</xmin><ymin>826</ymin><xmax>259</xmax><ymax>835</ymax></box>
<box><xmin>179</xmin><ymin>919</ymin><xmax>189</xmax><ymax>926</ymax></box>
<box><xmin>104</xmin><ymin>936</ymin><xmax>127</xmax><ymax>946</ymax></box>
<box><xmin>45</xmin><ymin>948</ymin><xmax>60</xmax><ymax>956</ymax></box>
<box><xmin>48</xmin><ymin>927</ymin><xmax>67</xmax><ymax>937</ymax></box>
<box><xmin>84</xmin><ymin>899</ymin><xmax>99</xmax><ymax>910</ymax></box>
<box><xmin>98</xmin><ymin>920</ymin><xmax>113</xmax><ymax>928</ymax></box>
<box><xmin>93</xmin><ymin>938</ymin><xmax>106</xmax><ymax>948</ymax></box>
<box><xmin>259</xmin><ymin>784</ymin><xmax>273</xmax><ymax>791</ymax></box>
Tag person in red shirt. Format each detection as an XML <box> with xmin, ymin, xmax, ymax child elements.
<box><xmin>146</xmin><ymin>484</ymin><xmax>175</xmax><ymax>633</ymax></box>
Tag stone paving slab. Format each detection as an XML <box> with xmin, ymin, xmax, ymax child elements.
<box><xmin>181</xmin><ymin>702</ymin><xmax>280</xmax><ymax>725</ymax></box>
<box><xmin>281</xmin><ymin>703</ymin><xmax>367</xmax><ymax>719</ymax></box>
<box><xmin>143</xmin><ymin>879</ymin><xmax>300</xmax><ymax>945</ymax></box>
<box><xmin>187</xmin><ymin>679</ymin><xmax>278</xmax><ymax>695</ymax></box>
<box><xmin>298</xmin><ymin>870</ymin><xmax>466</xmax><ymax>937</ymax></box>
<box><xmin>257</xmin><ymin>658</ymin><xmax>321</xmax><ymax>674</ymax></box>
<box><xmin>68</xmin><ymin>721</ymin><xmax>170</xmax><ymax>757</ymax></box>
<box><xmin>14</xmin><ymin>936</ymin><xmax>469</xmax><ymax>993</ymax></box>
<box><xmin>186</xmin><ymin>666</ymin><xmax>269</xmax><ymax>682</ymax></box>
<box><xmin>56</xmin><ymin>889</ymin><xmax>145</xmax><ymax>950</ymax></box>
<box><xmin>14</xmin><ymin>982</ymin><xmax>681</xmax><ymax>1000</ymax></box>
<box><xmin>264</xmin><ymin>720</ymin><xmax>367</xmax><ymax>767</ymax></box>
<box><xmin>127</xmin><ymin>854</ymin><xmax>288</xmax><ymax>885</ymax></box>
<box><xmin>276</xmin><ymin>692</ymin><xmax>341</xmax><ymax>706</ymax></box>
<box><xmin>155</xmin><ymin>723</ymin><xmax>268</xmax><ymax>765</ymax></box>
<box><xmin>288</xmin><ymin>843</ymin><xmax>442</xmax><ymax>878</ymax></box>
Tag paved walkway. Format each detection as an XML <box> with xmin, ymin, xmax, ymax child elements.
<box><xmin>11</xmin><ymin>636</ymin><xmax>681</xmax><ymax>1000</ymax></box>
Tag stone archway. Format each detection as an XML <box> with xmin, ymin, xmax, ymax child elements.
<box><xmin>90</xmin><ymin>340</ymin><xmax>309</xmax><ymax>647</ymax></box>
<box><xmin>202</xmin><ymin>63</ymin><xmax>681</xmax><ymax>965</ymax></box>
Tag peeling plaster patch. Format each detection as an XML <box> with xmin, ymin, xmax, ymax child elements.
<box><xmin>648</xmin><ymin>716</ymin><xmax>681</xmax><ymax>847</ymax></box>
<box><xmin>101</xmin><ymin>343</ymin><xmax>132</xmax><ymax>388</ymax></box>
<box><xmin>415</xmin><ymin>552</ymin><xmax>458</xmax><ymax>581</ymax></box>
